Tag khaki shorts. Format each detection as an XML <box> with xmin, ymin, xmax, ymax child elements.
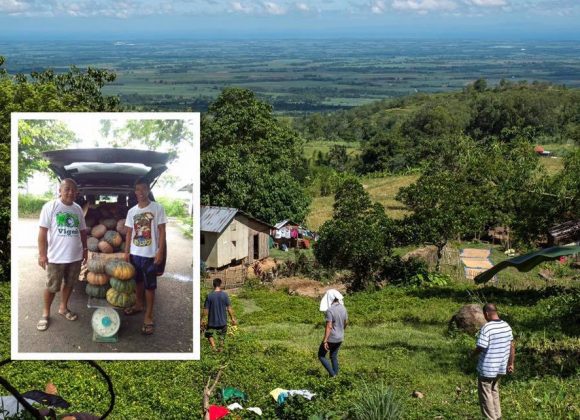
<box><xmin>46</xmin><ymin>261</ymin><xmax>82</xmax><ymax>293</ymax></box>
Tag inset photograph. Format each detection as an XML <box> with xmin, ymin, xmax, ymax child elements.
<box><xmin>11</xmin><ymin>112</ymin><xmax>199</xmax><ymax>360</ymax></box>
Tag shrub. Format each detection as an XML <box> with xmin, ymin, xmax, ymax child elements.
<box><xmin>156</xmin><ymin>197</ymin><xmax>188</xmax><ymax>218</ymax></box>
<box><xmin>18</xmin><ymin>194</ymin><xmax>48</xmax><ymax>217</ymax></box>
<box><xmin>280</xmin><ymin>249</ymin><xmax>334</xmax><ymax>281</ymax></box>
<box><xmin>378</xmin><ymin>256</ymin><xmax>428</xmax><ymax>286</ymax></box>
<box><xmin>351</xmin><ymin>383</ymin><xmax>404</xmax><ymax>420</ymax></box>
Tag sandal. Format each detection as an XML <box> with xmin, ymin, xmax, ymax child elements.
<box><xmin>37</xmin><ymin>316</ymin><xmax>49</xmax><ymax>331</ymax></box>
<box><xmin>124</xmin><ymin>306</ymin><xmax>143</xmax><ymax>316</ymax></box>
<box><xmin>58</xmin><ymin>310</ymin><xmax>78</xmax><ymax>321</ymax></box>
<box><xmin>141</xmin><ymin>323</ymin><xmax>155</xmax><ymax>335</ymax></box>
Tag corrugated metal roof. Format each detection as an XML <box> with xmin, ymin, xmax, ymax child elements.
<box><xmin>201</xmin><ymin>206</ymin><xmax>237</xmax><ymax>233</ymax></box>
<box><xmin>274</xmin><ymin>219</ymin><xmax>301</xmax><ymax>229</ymax></box>
<box><xmin>274</xmin><ymin>219</ymin><xmax>290</xmax><ymax>229</ymax></box>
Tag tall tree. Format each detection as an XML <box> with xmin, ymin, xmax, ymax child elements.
<box><xmin>315</xmin><ymin>178</ymin><xmax>394</xmax><ymax>290</ymax></box>
<box><xmin>201</xmin><ymin>88</ymin><xmax>311</xmax><ymax>224</ymax></box>
<box><xmin>100</xmin><ymin>119</ymin><xmax>192</xmax><ymax>161</ymax></box>
<box><xmin>0</xmin><ymin>56</ymin><xmax>120</xmax><ymax>280</ymax></box>
<box><xmin>17</xmin><ymin>120</ymin><xmax>78</xmax><ymax>183</ymax></box>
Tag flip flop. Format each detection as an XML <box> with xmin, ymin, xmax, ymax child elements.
<box><xmin>37</xmin><ymin>316</ymin><xmax>49</xmax><ymax>331</ymax></box>
<box><xmin>58</xmin><ymin>310</ymin><xmax>78</xmax><ymax>321</ymax></box>
<box><xmin>141</xmin><ymin>323</ymin><xmax>154</xmax><ymax>335</ymax></box>
<box><xmin>124</xmin><ymin>306</ymin><xmax>143</xmax><ymax>316</ymax></box>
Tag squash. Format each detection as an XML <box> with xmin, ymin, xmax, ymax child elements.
<box><xmin>87</xmin><ymin>272</ymin><xmax>110</xmax><ymax>286</ymax></box>
<box><xmin>85</xmin><ymin>283</ymin><xmax>109</xmax><ymax>298</ymax></box>
<box><xmin>103</xmin><ymin>230</ymin><xmax>122</xmax><ymax>248</ymax></box>
<box><xmin>106</xmin><ymin>287</ymin><xmax>136</xmax><ymax>308</ymax></box>
<box><xmin>87</xmin><ymin>259</ymin><xmax>107</xmax><ymax>274</ymax></box>
<box><xmin>100</xmin><ymin>218</ymin><xmax>117</xmax><ymax>230</ymax></box>
<box><xmin>87</xmin><ymin>237</ymin><xmax>100</xmax><ymax>252</ymax></box>
<box><xmin>98</xmin><ymin>241</ymin><xmax>114</xmax><ymax>254</ymax></box>
<box><xmin>105</xmin><ymin>259</ymin><xmax>135</xmax><ymax>280</ymax></box>
<box><xmin>91</xmin><ymin>224</ymin><xmax>107</xmax><ymax>239</ymax></box>
<box><xmin>110</xmin><ymin>277</ymin><xmax>136</xmax><ymax>293</ymax></box>
<box><xmin>116</xmin><ymin>219</ymin><xmax>128</xmax><ymax>237</ymax></box>
<box><xmin>116</xmin><ymin>241</ymin><xmax>125</xmax><ymax>252</ymax></box>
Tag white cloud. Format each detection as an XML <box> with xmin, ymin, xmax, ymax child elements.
<box><xmin>392</xmin><ymin>0</ymin><xmax>458</xmax><ymax>12</ymax></box>
<box><xmin>230</xmin><ymin>1</ymin><xmax>253</xmax><ymax>13</ymax></box>
<box><xmin>262</xmin><ymin>1</ymin><xmax>286</xmax><ymax>15</ymax></box>
<box><xmin>0</xmin><ymin>0</ymin><xmax>29</xmax><ymax>14</ymax></box>
<box><xmin>371</xmin><ymin>0</ymin><xmax>386</xmax><ymax>14</ymax></box>
<box><xmin>469</xmin><ymin>0</ymin><xmax>507</xmax><ymax>6</ymax></box>
<box><xmin>295</xmin><ymin>2</ymin><xmax>309</xmax><ymax>11</ymax></box>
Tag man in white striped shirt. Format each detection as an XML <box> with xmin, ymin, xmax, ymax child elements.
<box><xmin>473</xmin><ymin>303</ymin><xmax>515</xmax><ymax>420</ymax></box>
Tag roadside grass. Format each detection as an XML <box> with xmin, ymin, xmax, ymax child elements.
<box><xmin>1</xmin><ymin>278</ymin><xmax>578</xmax><ymax>419</ymax></box>
<box><xmin>18</xmin><ymin>194</ymin><xmax>48</xmax><ymax>218</ymax></box>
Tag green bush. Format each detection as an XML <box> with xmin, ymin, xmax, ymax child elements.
<box><xmin>18</xmin><ymin>194</ymin><xmax>48</xmax><ymax>217</ymax></box>
<box><xmin>155</xmin><ymin>197</ymin><xmax>188</xmax><ymax>218</ymax></box>
<box><xmin>351</xmin><ymin>383</ymin><xmax>404</xmax><ymax>420</ymax></box>
<box><xmin>378</xmin><ymin>256</ymin><xmax>428</xmax><ymax>286</ymax></box>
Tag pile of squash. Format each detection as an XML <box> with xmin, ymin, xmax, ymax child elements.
<box><xmin>85</xmin><ymin>202</ymin><xmax>128</xmax><ymax>255</ymax></box>
<box><xmin>105</xmin><ymin>259</ymin><xmax>137</xmax><ymax>308</ymax></box>
<box><xmin>85</xmin><ymin>258</ymin><xmax>137</xmax><ymax>309</ymax></box>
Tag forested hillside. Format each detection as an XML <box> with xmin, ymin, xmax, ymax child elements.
<box><xmin>295</xmin><ymin>80</ymin><xmax>579</xmax><ymax>174</ymax></box>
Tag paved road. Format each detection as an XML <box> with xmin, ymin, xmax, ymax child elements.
<box><xmin>15</xmin><ymin>218</ymin><xmax>195</xmax><ymax>356</ymax></box>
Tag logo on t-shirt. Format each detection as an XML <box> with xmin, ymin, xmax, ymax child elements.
<box><xmin>133</xmin><ymin>212</ymin><xmax>154</xmax><ymax>247</ymax></box>
<box><xmin>56</xmin><ymin>212</ymin><xmax>80</xmax><ymax>236</ymax></box>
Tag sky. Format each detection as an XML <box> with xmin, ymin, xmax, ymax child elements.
<box><xmin>0</xmin><ymin>0</ymin><xmax>579</xmax><ymax>39</ymax></box>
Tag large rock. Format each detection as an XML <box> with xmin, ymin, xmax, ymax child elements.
<box><xmin>450</xmin><ymin>304</ymin><xmax>486</xmax><ymax>334</ymax></box>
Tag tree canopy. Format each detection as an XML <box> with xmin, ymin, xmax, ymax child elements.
<box><xmin>0</xmin><ymin>57</ymin><xmax>120</xmax><ymax>280</ymax></box>
<box><xmin>201</xmin><ymin>87</ymin><xmax>311</xmax><ymax>224</ymax></box>
<box><xmin>315</xmin><ymin>178</ymin><xmax>394</xmax><ymax>290</ymax></box>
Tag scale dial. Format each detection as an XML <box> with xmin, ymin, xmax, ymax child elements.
<box><xmin>91</xmin><ymin>307</ymin><xmax>120</xmax><ymax>337</ymax></box>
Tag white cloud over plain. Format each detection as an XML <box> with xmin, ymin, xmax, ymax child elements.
<box><xmin>0</xmin><ymin>0</ymin><xmax>577</xmax><ymax>17</ymax></box>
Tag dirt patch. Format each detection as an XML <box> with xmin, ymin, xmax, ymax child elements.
<box><xmin>272</xmin><ymin>276</ymin><xmax>346</xmax><ymax>298</ymax></box>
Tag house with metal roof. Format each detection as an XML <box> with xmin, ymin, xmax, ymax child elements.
<box><xmin>201</xmin><ymin>206</ymin><xmax>274</xmax><ymax>269</ymax></box>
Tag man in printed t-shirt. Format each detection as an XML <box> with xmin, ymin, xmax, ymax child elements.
<box><xmin>124</xmin><ymin>178</ymin><xmax>167</xmax><ymax>335</ymax></box>
<box><xmin>37</xmin><ymin>178</ymin><xmax>88</xmax><ymax>331</ymax></box>
<box><xmin>472</xmin><ymin>303</ymin><xmax>515</xmax><ymax>420</ymax></box>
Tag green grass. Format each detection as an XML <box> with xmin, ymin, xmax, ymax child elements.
<box><xmin>303</xmin><ymin>140</ymin><xmax>361</xmax><ymax>161</ymax></box>
<box><xmin>18</xmin><ymin>194</ymin><xmax>49</xmax><ymax>218</ymax></box>
<box><xmin>2</xmin><ymin>268</ymin><xmax>578</xmax><ymax>419</ymax></box>
<box><xmin>306</xmin><ymin>174</ymin><xmax>418</xmax><ymax>230</ymax></box>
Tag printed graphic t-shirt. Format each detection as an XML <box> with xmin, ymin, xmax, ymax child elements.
<box><xmin>125</xmin><ymin>201</ymin><xmax>167</xmax><ymax>258</ymax></box>
<box><xmin>39</xmin><ymin>199</ymin><xmax>87</xmax><ymax>264</ymax></box>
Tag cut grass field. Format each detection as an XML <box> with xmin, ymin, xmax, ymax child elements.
<box><xmin>306</xmin><ymin>174</ymin><xmax>419</xmax><ymax>231</ymax></box>
<box><xmin>1</xmin><ymin>274</ymin><xmax>578</xmax><ymax>419</ymax></box>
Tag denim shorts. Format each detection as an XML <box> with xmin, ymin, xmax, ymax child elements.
<box><xmin>130</xmin><ymin>255</ymin><xmax>157</xmax><ymax>290</ymax></box>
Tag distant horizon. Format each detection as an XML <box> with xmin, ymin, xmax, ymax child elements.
<box><xmin>1</xmin><ymin>0</ymin><xmax>579</xmax><ymax>42</ymax></box>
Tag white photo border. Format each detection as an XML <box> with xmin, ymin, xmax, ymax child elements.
<box><xmin>10</xmin><ymin>112</ymin><xmax>200</xmax><ymax>361</ymax></box>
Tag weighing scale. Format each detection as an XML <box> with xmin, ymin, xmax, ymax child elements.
<box><xmin>91</xmin><ymin>307</ymin><xmax>121</xmax><ymax>343</ymax></box>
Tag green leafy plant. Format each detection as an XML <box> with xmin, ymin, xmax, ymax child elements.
<box><xmin>351</xmin><ymin>383</ymin><xmax>404</xmax><ymax>420</ymax></box>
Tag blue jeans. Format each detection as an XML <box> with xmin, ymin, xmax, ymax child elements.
<box><xmin>318</xmin><ymin>341</ymin><xmax>342</xmax><ymax>377</ymax></box>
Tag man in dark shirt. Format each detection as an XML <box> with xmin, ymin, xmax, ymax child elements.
<box><xmin>202</xmin><ymin>278</ymin><xmax>237</xmax><ymax>352</ymax></box>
